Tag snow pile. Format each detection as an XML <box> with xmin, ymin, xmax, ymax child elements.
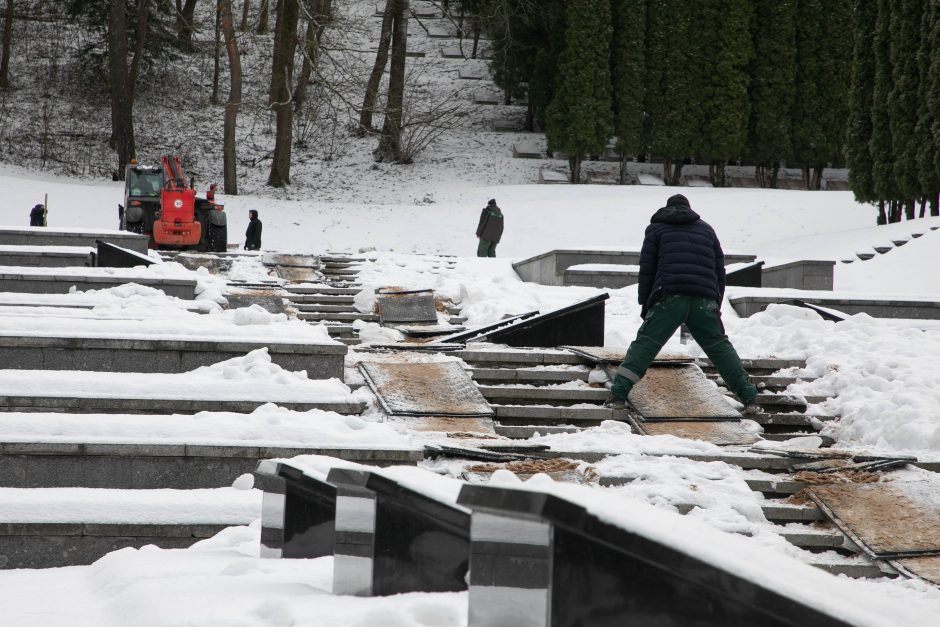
<box><xmin>529</xmin><ymin>420</ymin><xmax>723</xmax><ymax>457</ymax></box>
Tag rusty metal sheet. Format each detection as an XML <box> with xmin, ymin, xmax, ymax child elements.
<box><xmin>359</xmin><ymin>361</ymin><xmax>493</xmax><ymax>417</ymax></box>
<box><xmin>377</xmin><ymin>293</ymin><xmax>438</xmax><ymax>323</ymax></box>
<box><xmin>890</xmin><ymin>556</ymin><xmax>940</xmax><ymax>587</ymax></box>
<box><xmin>609</xmin><ymin>363</ymin><xmax>740</xmax><ymax>420</ymax></box>
<box><xmin>808</xmin><ymin>480</ymin><xmax>940</xmax><ymax>558</ymax></box>
<box><xmin>390</xmin><ymin>415</ymin><xmax>496</xmax><ymax>435</ymax></box>
<box><xmin>565</xmin><ymin>345</ymin><xmax>691</xmax><ymax>365</ymax></box>
<box><xmin>637</xmin><ymin>420</ymin><xmax>760</xmax><ymax>446</ymax></box>
<box><xmin>275</xmin><ymin>266</ymin><xmax>320</xmax><ymax>282</ymax></box>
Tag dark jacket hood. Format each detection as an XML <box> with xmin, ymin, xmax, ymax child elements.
<box><xmin>651</xmin><ymin>200</ymin><xmax>700</xmax><ymax>225</ymax></box>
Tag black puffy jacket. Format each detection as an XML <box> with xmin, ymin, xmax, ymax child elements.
<box><xmin>637</xmin><ymin>199</ymin><xmax>725</xmax><ymax>311</ymax></box>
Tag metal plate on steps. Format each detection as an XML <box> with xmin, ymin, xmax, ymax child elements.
<box><xmin>225</xmin><ymin>292</ymin><xmax>287</xmax><ymax>314</ymax></box>
<box><xmin>889</xmin><ymin>556</ymin><xmax>940</xmax><ymax>587</ymax></box>
<box><xmin>275</xmin><ymin>265</ymin><xmax>320</xmax><ymax>282</ymax></box>
<box><xmin>608</xmin><ymin>363</ymin><xmax>740</xmax><ymax>420</ymax></box>
<box><xmin>262</xmin><ymin>253</ymin><xmax>319</xmax><ymax>268</ymax></box>
<box><xmin>377</xmin><ymin>291</ymin><xmax>438</xmax><ymax>323</ymax></box>
<box><xmin>359</xmin><ymin>360</ymin><xmax>494</xmax><ymax>417</ymax></box>
<box><xmin>808</xmin><ymin>479</ymin><xmax>940</xmax><ymax>559</ymax></box>
<box><xmin>565</xmin><ymin>345</ymin><xmax>691</xmax><ymax>365</ymax></box>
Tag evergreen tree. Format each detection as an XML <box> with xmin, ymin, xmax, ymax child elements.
<box><xmin>609</xmin><ymin>0</ymin><xmax>646</xmax><ymax>183</ymax></box>
<box><xmin>870</xmin><ymin>0</ymin><xmax>899</xmax><ymax>219</ymax></box>
<box><xmin>644</xmin><ymin>0</ymin><xmax>697</xmax><ymax>184</ymax></box>
<box><xmin>525</xmin><ymin>2</ymin><xmax>566</xmax><ymax>131</ymax></box>
<box><xmin>845</xmin><ymin>0</ymin><xmax>878</xmax><ymax>211</ymax></box>
<box><xmin>748</xmin><ymin>0</ymin><xmax>796</xmax><ymax>189</ymax></box>
<box><xmin>545</xmin><ymin>0</ymin><xmax>613</xmax><ymax>184</ymax></box>
<box><xmin>692</xmin><ymin>0</ymin><xmax>753</xmax><ymax>187</ymax></box>
<box><xmin>888</xmin><ymin>0</ymin><xmax>924</xmax><ymax>220</ymax></box>
<box><xmin>918</xmin><ymin>1</ymin><xmax>940</xmax><ymax>217</ymax></box>
<box><xmin>791</xmin><ymin>0</ymin><xmax>852</xmax><ymax>190</ymax></box>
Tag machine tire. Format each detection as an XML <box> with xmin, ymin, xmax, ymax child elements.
<box><xmin>126</xmin><ymin>221</ymin><xmax>144</xmax><ymax>235</ymax></box>
<box><xmin>207</xmin><ymin>223</ymin><xmax>228</xmax><ymax>253</ymax></box>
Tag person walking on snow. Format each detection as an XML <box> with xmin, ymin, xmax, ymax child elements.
<box><xmin>29</xmin><ymin>203</ymin><xmax>46</xmax><ymax>227</ymax></box>
<box><xmin>244</xmin><ymin>209</ymin><xmax>262</xmax><ymax>250</ymax></box>
<box><xmin>476</xmin><ymin>198</ymin><xmax>504</xmax><ymax>257</ymax></box>
<box><xmin>607</xmin><ymin>193</ymin><xmax>760</xmax><ymax>414</ymax></box>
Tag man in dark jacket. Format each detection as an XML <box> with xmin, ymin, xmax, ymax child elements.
<box><xmin>29</xmin><ymin>204</ymin><xmax>46</xmax><ymax>227</ymax></box>
<box><xmin>476</xmin><ymin>198</ymin><xmax>504</xmax><ymax>257</ymax></box>
<box><xmin>609</xmin><ymin>194</ymin><xmax>759</xmax><ymax>414</ymax></box>
<box><xmin>244</xmin><ymin>209</ymin><xmax>262</xmax><ymax>250</ymax></box>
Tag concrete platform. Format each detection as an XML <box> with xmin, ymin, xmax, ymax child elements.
<box><xmin>0</xmin><ymin>335</ymin><xmax>347</xmax><ymax>377</ymax></box>
<box><xmin>0</xmin><ymin>267</ymin><xmax>197</xmax><ymax>298</ymax></box>
<box><xmin>729</xmin><ymin>293</ymin><xmax>940</xmax><ymax>320</ymax></box>
<box><xmin>0</xmin><ymin>442</ymin><xmax>422</xmax><ymax>489</ymax></box>
<box><xmin>514</xmin><ymin>249</ymin><xmax>757</xmax><ymax>287</ymax></box>
<box><xmin>0</xmin><ymin>226</ymin><xmax>149</xmax><ymax>254</ymax></box>
<box><xmin>762</xmin><ymin>260</ymin><xmax>835</xmax><ymax>291</ymax></box>
<box><xmin>0</xmin><ymin>245</ymin><xmax>94</xmax><ymax>267</ymax></box>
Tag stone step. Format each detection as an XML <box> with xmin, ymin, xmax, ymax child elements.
<box><xmin>0</xmin><ymin>247</ymin><xmax>94</xmax><ymax>267</ymax></box>
<box><xmin>0</xmin><ymin>335</ymin><xmax>346</xmax><ymax>378</ymax></box>
<box><xmin>752</xmin><ymin>413</ymin><xmax>836</xmax><ymax>427</ymax></box>
<box><xmin>710</xmin><ymin>374</ymin><xmax>804</xmax><ymax>392</ymax></box>
<box><xmin>809</xmin><ymin>561</ymin><xmax>888</xmax><ymax>579</ymax></box>
<box><xmin>493</xmin><ymin>424</ymin><xmax>582</xmax><ymax>439</ymax></box>
<box><xmin>292</xmin><ymin>303</ymin><xmax>359</xmax><ymax>314</ymax></box>
<box><xmin>0</xmin><ymin>442</ymin><xmax>421</xmax><ymax>489</ymax></box>
<box><xmin>479</xmin><ymin>385</ymin><xmax>607</xmax><ymax>404</ymax></box>
<box><xmin>288</xmin><ymin>294</ymin><xmax>356</xmax><ymax>305</ymax></box>
<box><xmin>761</xmin><ymin>433</ymin><xmax>835</xmax><ymax>446</ymax></box>
<box><xmin>284</xmin><ymin>286</ymin><xmax>361</xmax><ymax>296</ymax></box>
<box><xmin>761</xmin><ymin>501</ymin><xmax>824</xmax><ymax>522</ymax></box>
<box><xmin>698</xmin><ymin>358</ymin><xmax>805</xmax><ymax>376</ymax></box>
<box><xmin>319</xmin><ymin>256</ymin><xmax>367</xmax><ymax>263</ymax></box>
<box><xmin>755</xmin><ymin>393</ymin><xmax>809</xmax><ymax>413</ymax></box>
<box><xmin>455</xmin><ymin>349</ymin><xmax>583</xmax><ymax>367</ymax></box>
<box><xmin>324</xmin><ymin>324</ymin><xmax>355</xmax><ymax>336</ymax></box>
<box><xmin>320</xmin><ymin>268</ymin><xmax>360</xmax><ymax>277</ymax></box>
<box><xmin>0</xmin><ymin>269</ymin><xmax>197</xmax><ymax>299</ymax></box>
<box><xmin>0</xmin><ymin>395</ymin><xmax>366</xmax><ymax>415</ymax></box>
<box><xmin>744</xmin><ymin>477</ymin><xmax>805</xmax><ymax>495</ymax></box>
<box><xmin>336</xmin><ymin>337</ymin><xmax>362</xmax><ymax>346</ymax></box>
<box><xmin>492</xmin><ymin>404</ymin><xmax>613</xmax><ymax>424</ymax></box>
<box><xmin>299</xmin><ymin>312</ymin><xmax>378</xmax><ymax>323</ymax></box>
<box><xmin>449</xmin><ymin>316</ymin><xmax>467</xmax><ymax>324</ymax></box>
<box><xmin>470</xmin><ymin>367</ymin><xmax>590</xmax><ymax>385</ymax></box>
<box><xmin>781</xmin><ymin>528</ymin><xmax>846</xmax><ymax>550</ymax></box>
<box><xmin>0</xmin><ymin>227</ymin><xmax>149</xmax><ymax>253</ymax></box>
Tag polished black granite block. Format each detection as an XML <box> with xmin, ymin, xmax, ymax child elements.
<box><xmin>483</xmin><ymin>294</ymin><xmax>608</xmax><ymax>348</ymax></box>
<box><xmin>279</xmin><ymin>465</ymin><xmax>338</xmax><ymax>559</ymax></box>
<box><xmin>457</xmin><ymin>485</ymin><xmax>852</xmax><ymax>627</ymax></box>
<box><xmin>327</xmin><ymin>467</ymin><xmax>471</xmax><ymax>597</ymax></box>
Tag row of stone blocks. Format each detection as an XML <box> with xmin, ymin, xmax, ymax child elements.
<box><xmin>0</xmin><ymin>227</ymin><xmax>149</xmax><ymax>254</ymax></box>
<box><xmin>255</xmin><ymin>459</ymin><xmax>855</xmax><ymax>627</ymax></box>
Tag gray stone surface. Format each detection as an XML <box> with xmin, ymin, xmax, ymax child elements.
<box><xmin>0</xmin><ymin>526</ymin><xmax>226</xmax><ymax>569</ymax></box>
<box><xmin>762</xmin><ymin>260</ymin><xmax>836</xmax><ymax>291</ymax></box>
<box><xmin>0</xmin><ymin>396</ymin><xmax>365</xmax><ymax>415</ymax></box>
<box><xmin>729</xmin><ymin>295</ymin><xmax>940</xmax><ymax>320</ymax></box>
<box><xmin>0</xmin><ymin>227</ymin><xmax>149</xmax><ymax>254</ymax></box>
<box><xmin>0</xmin><ymin>248</ymin><xmax>94</xmax><ymax>267</ymax></box>
<box><xmin>0</xmin><ymin>272</ymin><xmax>196</xmax><ymax>298</ymax></box>
<box><xmin>0</xmin><ymin>335</ymin><xmax>346</xmax><ymax>377</ymax></box>
<box><xmin>478</xmin><ymin>385</ymin><xmax>607</xmax><ymax>402</ymax></box>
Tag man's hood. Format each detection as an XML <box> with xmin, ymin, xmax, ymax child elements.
<box><xmin>651</xmin><ymin>203</ymin><xmax>700</xmax><ymax>225</ymax></box>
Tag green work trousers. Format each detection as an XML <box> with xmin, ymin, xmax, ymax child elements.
<box><xmin>477</xmin><ymin>239</ymin><xmax>497</xmax><ymax>257</ymax></box>
<box><xmin>613</xmin><ymin>295</ymin><xmax>757</xmax><ymax>403</ymax></box>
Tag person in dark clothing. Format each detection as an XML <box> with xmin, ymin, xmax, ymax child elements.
<box><xmin>608</xmin><ymin>194</ymin><xmax>759</xmax><ymax>414</ymax></box>
<box><xmin>29</xmin><ymin>204</ymin><xmax>46</xmax><ymax>227</ymax></box>
<box><xmin>207</xmin><ymin>183</ymin><xmax>218</xmax><ymax>202</ymax></box>
<box><xmin>244</xmin><ymin>209</ymin><xmax>262</xmax><ymax>250</ymax></box>
<box><xmin>476</xmin><ymin>198</ymin><xmax>504</xmax><ymax>257</ymax></box>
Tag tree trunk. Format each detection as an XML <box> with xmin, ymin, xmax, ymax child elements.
<box><xmin>670</xmin><ymin>161</ymin><xmax>684</xmax><ymax>186</ymax></box>
<box><xmin>710</xmin><ymin>162</ymin><xmax>726</xmax><ymax>187</ymax></box>
<box><xmin>256</xmin><ymin>0</ymin><xmax>269</xmax><ymax>33</ymax></box>
<box><xmin>889</xmin><ymin>199</ymin><xmax>901</xmax><ymax>223</ymax></box>
<box><xmin>919</xmin><ymin>197</ymin><xmax>926</xmax><ymax>219</ymax></box>
<box><xmin>239</xmin><ymin>0</ymin><xmax>251</xmax><ymax>31</ymax></box>
<box><xmin>0</xmin><ymin>0</ymin><xmax>13</xmax><ymax>88</ymax></box>
<box><xmin>619</xmin><ymin>155</ymin><xmax>628</xmax><ymax>185</ymax></box>
<box><xmin>812</xmin><ymin>165</ymin><xmax>824</xmax><ymax>190</ymax></box>
<box><xmin>108</xmin><ymin>0</ymin><xmax>135</xmax><ymax>178</ymax></box>
<box><xmin>569</xmin><ymin>155</ymin><xmax>582</xmax><ymax>184</ymax></box>
<box><xmin>770</xmin><ymin>162</ymin><xmax>780</xmax><ymax>188</ymax></box>
<box><xmin>801</xmin><ymin>165</ymin><xmax>810</xmax><ymax>189</ymax></box>
<box><xmin>877</xmin><ymin>200</ymin><xmax>887</xmax><ymax>225</ymax></box>
<box><xmin>662</xmin><ymin>159</ymin><xmax>673</xmax><ymax>185</ymax></box>
<box><xmin>294</xmin><ymin>0</ymin><xmax>331</xmax><ymax>112</ymax></box>
<box><xmin>931</xmin><ymin>194</ymin><xmax>939</xmax><ymax>217</ymax></box>
<box><xmin>904</xmin><ymin>198</ymin><xmax>915</xmax><ymax>220</ymax></box>
<box><xmin>221</xmin><ymin>0</ymin><xmax>241</xmax><ymax>194</ymax></box>
<box><xmin>267</xmin><ymin>0</ymin><xmax>300</xmax><ymax>187</ymax></box>
<box><xmin>374</xmin><ymin>0</ymin><xmax>408</xmax><ymax>163</ymax></box>
<box><xmin>128</xmin><ymin>0</ymin><xmax>150</xmax><ymax>103</ymax></box>
<box><xmin>175</xmin><ymin>0</ymin><xmax>199</xmax><ymax>51</ymax></box>
<box><xmin>755</xmin><ymin>165</ymin><xmax>765</xmax><ymax>188</ymax></box>
<box><xmin>359</xmin><ymin>0</ymin><xmax>394</xmax><ymax>133</ymax></box>
<box><xmin>211</xmin><ymin>0</ymin><xmax>222</xmax><ymax>105</ymax></box>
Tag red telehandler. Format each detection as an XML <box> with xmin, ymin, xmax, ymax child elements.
<box><xmin>118</xmin><ymin>156</ymin><xmax>228</xmax><ymax>252</ymax></box>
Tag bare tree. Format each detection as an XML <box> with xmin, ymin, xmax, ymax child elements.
<box><xmin>108</xmin><ymin>0</ymin><xmax>149</xmax><ymax>178</ymax></box>
<box><xmin>374</xmin><ymin>0</ymin><xmax>408</xmax><ymax>162</ymax></box>
<box><xmin>0</xmin><ymin>0</ymin><xmax>12</xmax><ymax>88</ymax></box>
<box><xmin>211</xmin><ymin>0</ymin><xmax>222</xmax><ymax>104</ymax></box>
<box><xmin>294</xmin><ymin>0</ymin><xmax>331</xmax><ymax>111</ymax></box>
<box><xmin>239</xmin><ymin>0</ymin><xmax>251</xmax><ymax>31</ymax></box>
<box><xmin>221</xmin><ymin>0</ymin><xmax>241</xmax><ymax>194</ymax></box>
<box><xmin>358</xmin><ymin>0</ymin><xmax>395</xmax><ymax>133</ymax></box>
<box><xmin>256</xmin><ymin>0</ymin><xmax>270</xmax><ymax>33</ymax></box>
<box><xmin>267</xmin><ymin>0</ymin><xmax>300</xmax><ymax>186</ymax></box>
<box><xmin>175</xmin><ymin>0</ymin><xmax>199</xmax><ymax>50</ymax></box>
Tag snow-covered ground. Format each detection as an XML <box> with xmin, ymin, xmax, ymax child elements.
<box><xmin>0</xmin><ymin>0</ymin><xmax>939</xmax><ymax>622</ymax></box>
